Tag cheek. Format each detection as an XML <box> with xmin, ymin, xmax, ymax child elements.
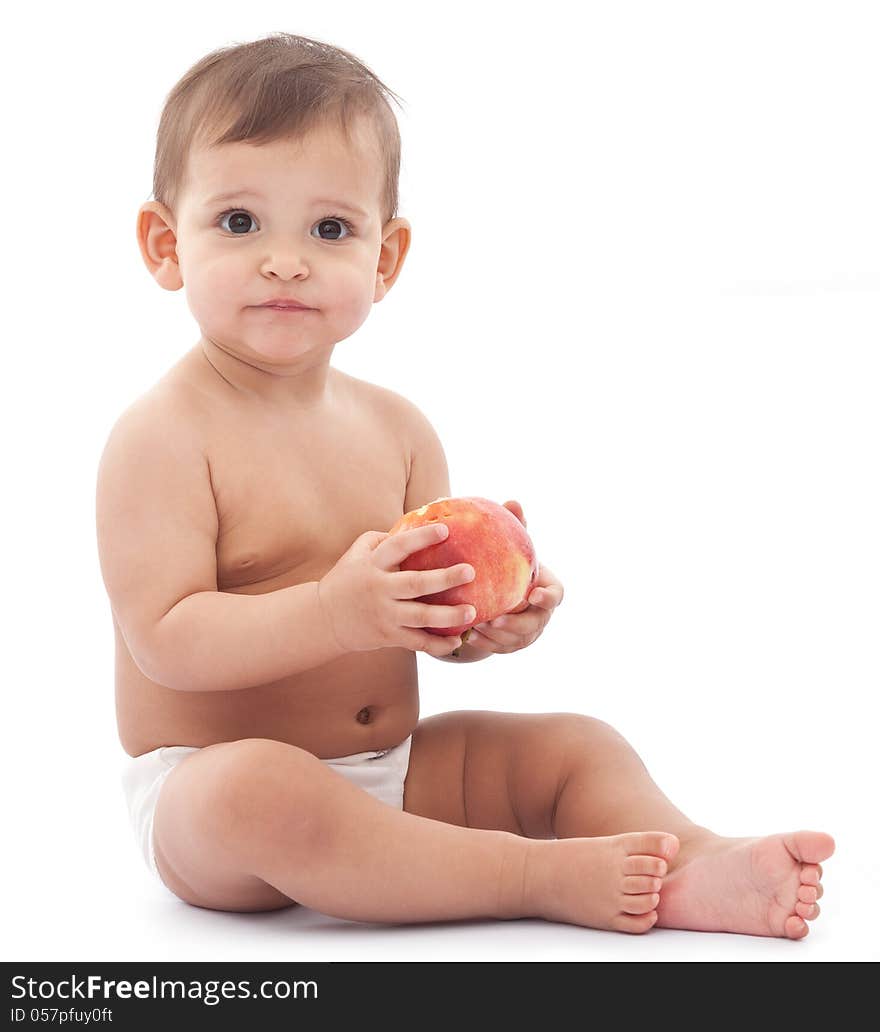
<box><xmin>326</xmin><ymin>261</ymin><xmax>377</xmax><ymax>323</ymax></box>
<box><xmin>183</xmin><ymin>254</ymin><xmax>247</xmax><ymax>317</ymax></box>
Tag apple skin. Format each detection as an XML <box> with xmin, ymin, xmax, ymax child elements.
<box><xmin>387</xmin><ymin>496</ymin><xmax>539</xmax><ymax>636</ymax></box>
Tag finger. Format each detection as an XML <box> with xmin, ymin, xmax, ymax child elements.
<box><xmin>378</xmin><ymin>522</ymin><xmax>449</xmax><ymax>569</ymax></box>
<box><xmin>528</xmin><ymin>567</ymin><xmax>564</xmax><ymax>608</ymax></box>
<box><xmin>390</xmin><ymin>563</ymin><xmax>476</xmax><ymax>600</ymax></box>
<box><xmin>399</xmin><ymin>601</ymin><xmax>477</xmax><ymax>630</ymax></box>
<box><xmin>400</xmin><ymin>629</ymin><xmax>464</xmax><ymax>658</ymax></box>
<box><xmin>486</xmin><ymin>611</ymin><xmax>544</xmax><ymax>637</ymax></box>
<box><xmin>468</xmin><ymin>627</ymin><xmax>519</xmax><ymax>654</ymax></box>
<box><xmin>346</xmin><ymin>530</ymin><xmax>389</xmax><ymax>557</ymax></box>
<box><xmin>462</xmin><ymin>629</ymin><xmax>498</xmax><ymax>655</ymax></box>
<box><xmin>527</xmin><ymin>585</ymin><xmax>563</xmax><ymax>609</ymax></box>
<box><xmin>471</xmin><ymin>619</ymin><xmax>525</xmax><ymax>648</ymax></box>
<box><xmin>502</xmin><ymin>500</ymin><xmax>526</xmax><ymax>527</ymax></box>
<box><xmin>427</xmin><ymin>635</ymin><xmax>465</xmax><ymax>658</ymax></box>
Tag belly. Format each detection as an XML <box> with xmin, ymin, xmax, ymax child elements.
<box><xmin>115</xmin><ymin>620</ymin><xmax>420</xmax><ymax>758</ymax></box>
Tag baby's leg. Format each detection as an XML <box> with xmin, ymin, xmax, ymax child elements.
<box><xmin>152</xmin><ymin>738</ymin><xmax>523</xmax><ymax>922</ymax></box>
<box><xmin>151</xmin><ymin>737</ymin><xmax>676</xmax><ymax>929</ymax></box>
<box><xmin>405</xmin><ymin>710</ymin><xmax>834</xmax><ymax>939</ymax></box>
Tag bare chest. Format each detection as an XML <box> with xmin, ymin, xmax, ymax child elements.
<box><xmin>209</xmin><ymin>416</ymin><xmax>408</xmax><ymax>592</ymax></box>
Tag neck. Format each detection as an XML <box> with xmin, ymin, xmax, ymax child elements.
<box><xmin>197</xmin><ymin>335</ymin><xmax>335</xmax><ymax>409</ymax></box>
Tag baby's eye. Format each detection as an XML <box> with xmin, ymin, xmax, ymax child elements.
<box><xmin>218</xmin><ymin>210</ymin><xmax>257</xmax><ymax>234</ymax></box>
<box><xmin>312</xmin><ymin>217</ymin><xmax>354</xmax><ymax>241</ymax></box>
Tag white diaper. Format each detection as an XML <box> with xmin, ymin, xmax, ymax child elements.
<box><xmin>121</xmin><ymin>736</ymin><xmax>413</xmax><ymax>888</ymax></box>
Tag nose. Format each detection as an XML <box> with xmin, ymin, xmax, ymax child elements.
<box><xmin>260</xmin><ymin>245</ymin><xmax>309</xmax><ymax>280</ymax></box>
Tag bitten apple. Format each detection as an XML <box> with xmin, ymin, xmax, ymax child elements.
<box><xmin>387</xmin><ymin>497</ymin><xmax>538</xmax><ymax>637</ymax></box>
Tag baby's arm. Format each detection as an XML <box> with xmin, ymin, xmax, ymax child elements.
<box><xmin>96</xmin><ymin>397</ymin><xmax>346</xmax><ymax>692</ymax></box>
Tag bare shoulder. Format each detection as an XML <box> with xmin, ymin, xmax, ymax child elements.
<box><xmin>96</xmin><ymin>361</ymin><xmax>217</xmax><ymax>570</ymax></box>
<box><xmin>333</xmin><ymin>371</ymin><xmax>450</xmax><ymax>509</ymax></box>
<box><xmin>332</xmin><ymin>368</ymin><xmax>440</xmax><ymax>446</ymax></box>
<box><xmin>99</xmin><ymin>353</ymin><xmax>213</xmax><ymax>462</ymax></box>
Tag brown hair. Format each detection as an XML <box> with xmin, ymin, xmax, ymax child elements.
<box><xmin>150</xmin><ymin>32</ymin><xmax>405</xmax><ymax>222</ymax></box>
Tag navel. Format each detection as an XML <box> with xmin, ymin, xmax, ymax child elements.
<box><xmin>356</xmin><ymin>706</ymin><xmax>372</xmax><ymax>725</ymax></box>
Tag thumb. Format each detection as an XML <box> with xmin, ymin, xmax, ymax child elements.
<box><xmin>502</xmin><ymin>499</ymin><xmax>526</xmax><ymax>527</ymax></box>
<box><xmin>349</xmin><ymin>529</ymin><xmax>389</xmax><ymax>556</ymax></box>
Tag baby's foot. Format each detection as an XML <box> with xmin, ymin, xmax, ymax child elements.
<box><xmin>527</xmin><ymin>831</ymin><xmax>680</xmax><ymax>933</ymax></box>
<box><xmin>656</xmin><ymin>830</ymin><xmax>835</xmax><ymax>939</ymax></box>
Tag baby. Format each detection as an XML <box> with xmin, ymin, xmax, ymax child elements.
<box><xmin>96</xmin><ymin>32</ymin><xmax>833</xmax><ymax>937</ymax></box>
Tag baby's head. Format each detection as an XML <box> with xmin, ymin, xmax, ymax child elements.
<box><xmin>137</xmin><ymin>32</ymin><xmax>411</xmax><ymax>373</ymax></box>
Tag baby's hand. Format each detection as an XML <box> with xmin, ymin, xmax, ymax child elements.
<box><xmin>465</xmin><ymin>562</ymin><xmax>564</xmax><ymax>656</ymax></box>
<box><xmin>317</xmin><ymin>524</ymin><xmax>476</xmax><ymax>658</ymax></box>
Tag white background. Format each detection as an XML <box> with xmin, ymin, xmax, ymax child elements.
<box><xmin>2</xmin><ymin>0</ymin><xmax>877</xmax><ymax>963</ymax></box>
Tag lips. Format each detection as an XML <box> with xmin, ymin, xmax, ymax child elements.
<box><xmin>259</xmin><ymin>299</ymin><xmax>312</xmax><ymax>310</ymax></box>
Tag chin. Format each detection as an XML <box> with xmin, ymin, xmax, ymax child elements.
<box><xmin>220</xmin><ymin>333</ymin><xmax>322</xmax><ymax>368</ymax></box>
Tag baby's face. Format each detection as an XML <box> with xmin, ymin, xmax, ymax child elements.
<box><xmin>171</xmin><ymin>119</ymin><xmax>391</xmax><ymax>370</ymax></box>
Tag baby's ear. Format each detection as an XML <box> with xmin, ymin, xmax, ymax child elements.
<box><xmin>136</xmin><ymin>201</ymin><xmax>183</xmax><ymax>291</ymax></box>
<box><xmin>374</xmin><ymin>217</ymin><xmax>411</xmax><ymax>302</ymax></box>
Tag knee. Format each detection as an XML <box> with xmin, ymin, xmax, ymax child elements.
<box><xmin>194</xmin><ymin>738</ymin><xmax>325</xmax><ymax>835</ymax></box>
<box><xmin>216</xmin><ymin>735</ymin><xmax>322</xmax><ymax>792</ymax></box>
<box><xmin>541</xmin><ymin>712</ymin><xmax>630</xmax><ymax>755</ymax></box>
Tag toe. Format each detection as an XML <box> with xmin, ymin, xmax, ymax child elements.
<box><xmin>784</xmin><ymin>914</ymin><xmax>809</xmax><ymax>939</ymax></box>
<box><xmin>797</xmin><ymin>885</ymin><xmax>818</xmax><ymax>904</ymax></box>
<box><xmin>801</xmin><ymin>864</ymin><xmax>821</xmax><ymax>887</ymax></box>
<box><xmin>796</xmin><ymin>901</ymin><xmax>820</xmax><ymax>921</ymax></box>
<box><xmin>621</xmin><ymin>892</ymin><xmax>660</xmax><ymax>915</ymax></box>
<box><xmin>816</xmin><ymin>883</ymin><xmax>824</xmax><ymax>900</ymax></box>
<box><xmin>786</xmin><ymin>830</ymin><xmax>835</xmax><ymax>865</ymax></box>
<box><xmin>623</xmin><ymin>875</ymin><xmax>663</xmax><ymax>894</ymax></box>
<box><xmin>623</xmin><ymin>855</ymin><xmax>667</xmax><ymax>878</ymax></box>
<box><xmin>614</xmin><ymin>910</ymin><xmax>659</xmax><ymax>935</ymax></box>
<box><xmin>627</xmin><ymin>832</ymin><xmax>679</xmax><ymax>862</ymax></box>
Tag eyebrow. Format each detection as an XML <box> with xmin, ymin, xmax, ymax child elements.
<box><xmin>203</xmin><ymin>189</ymin><xmax>368</xmax><ymax>217</ymax></box>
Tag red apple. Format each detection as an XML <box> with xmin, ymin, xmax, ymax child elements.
<box><xmin>387</xmin><ymin>496</ymin><xmax>539</xmax><ymax>637</ymax></box>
